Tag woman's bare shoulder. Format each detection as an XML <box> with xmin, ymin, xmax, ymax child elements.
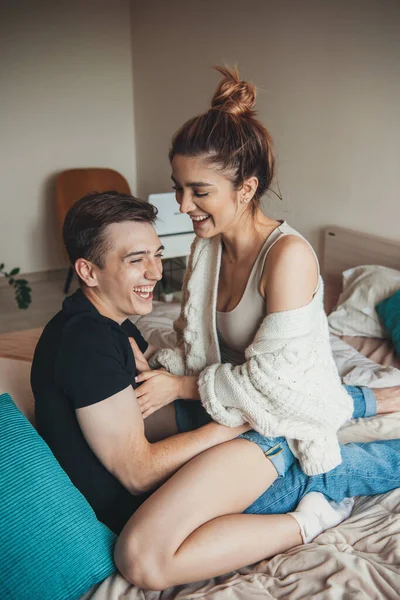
<box><xmin>262</xmin><ymin>235</ymin><xmax>319</xmax><ymax>312</ymax></box>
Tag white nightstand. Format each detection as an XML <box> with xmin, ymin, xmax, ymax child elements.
<box><xmin>158</xmin><ymin>232</ymin><xmax>195</xmax><ymax>262</ymax></box>
<box><xmin>149</xmin><ymin>193</ymin><xmax>195</xmax><ymax>262</ymax></box>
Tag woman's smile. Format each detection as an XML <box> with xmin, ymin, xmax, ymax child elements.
<box><xmin>190</xmin><ymin>213</ymin><xmax>212</xmax><ymax>230</ymax></box>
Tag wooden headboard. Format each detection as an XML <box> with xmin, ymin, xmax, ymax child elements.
<box><xmin>322</xmin><ymin>226</ymin><xmax>400</xmax><ymax>284</ymax></box>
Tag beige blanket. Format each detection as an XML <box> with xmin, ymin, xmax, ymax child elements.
<box><xmin>85</xmin><ymin>486</ymin><xmax>400</xmax><ymax>599</ymax></box>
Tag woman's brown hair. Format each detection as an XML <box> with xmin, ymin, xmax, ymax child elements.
<box><xmin>169</xmin><ymin>66</ymin><xmax>276</xmax><ymax>211</ymax></box>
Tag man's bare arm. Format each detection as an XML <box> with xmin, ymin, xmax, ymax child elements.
<box><xmin>76</xmin><ymin>385</ymin><xmax>249</xmax><ymax>495</ymax></box>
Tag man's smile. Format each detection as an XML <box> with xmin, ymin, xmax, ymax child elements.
<box><xmin>132</xmin><ymin>285</ymin><xmax>155</xmax><ymax>300</ymax></box>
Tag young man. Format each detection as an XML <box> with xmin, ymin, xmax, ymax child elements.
<box><xmin>31</xmin><ymin>192</ymin><xmax>248</xmax><ymax>534</ymax></box>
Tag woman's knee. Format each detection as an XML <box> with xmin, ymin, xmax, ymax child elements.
<box><xmin>114</xmin><ymin>528</ymin><xmax>172</xmax><ymax>591</ymax></box>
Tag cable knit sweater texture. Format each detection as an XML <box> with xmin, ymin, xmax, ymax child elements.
<box><xmin>153</xmin><ymin>234</ymin><xmax>353</xmax><ymax>475</ymax></box>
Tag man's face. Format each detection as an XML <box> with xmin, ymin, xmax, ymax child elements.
<box><xmin>92</xmin><ymin>221</ymin><xmax>163</xmax><ymax>319</ymax></box>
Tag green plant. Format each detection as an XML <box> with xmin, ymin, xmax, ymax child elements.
<box><xmin>0</xmin><ymin>263</ymin><xmax>32</xmax><ymax>309</ymax></box>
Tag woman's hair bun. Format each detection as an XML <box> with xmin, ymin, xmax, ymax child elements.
<box><xmin>210</xmin><ymin>65</ymin><xmax>256</xmax><ymax>117</ymax></box>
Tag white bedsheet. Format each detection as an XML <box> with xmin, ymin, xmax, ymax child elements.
<box><xmin>132</xmin><ymin>301</ymin><xmax>179</xmax><ymax>350</ymax></box>
<box><xmin>330</xmin><ymin>333</ymin><xmax>400</xmax><ymax>388</ymax></box>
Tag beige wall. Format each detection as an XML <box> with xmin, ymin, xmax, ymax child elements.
<box><xmin>0</xmin><ymin>0</ymin><xmax>136</xmax><ymax>273</ymax></box>
<box><xmin>1</xmin><ymin>0</ymin><xmax>398</xmax><ymax>274</ymax></box>
<box><xmin>131</xmin><ymin>0</ymin><xmax>400</xmax><ymax>254</ymax></box>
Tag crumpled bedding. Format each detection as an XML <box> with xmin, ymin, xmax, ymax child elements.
<box><xmin>84</xmin><ymin>487</ymin><xmax>400</xmax><ymax>599</ymax></box>
<box><xmin>82</xmin><ymin>302</ymin><xmax>400</xmax><ymax>600</ymax></box>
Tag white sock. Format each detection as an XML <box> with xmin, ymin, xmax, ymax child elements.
<box><xmin>289</xmin><ymin>492</ymin><xmax>354</xmax><ymax>544</ymax></box>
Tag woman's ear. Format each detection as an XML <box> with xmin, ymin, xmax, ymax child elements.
<box><xmin>241</xmin><ymin>176</ymin><xmax>259</xmax><ymax>203</ymax></box>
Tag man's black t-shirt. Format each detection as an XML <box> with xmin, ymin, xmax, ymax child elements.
<box><xmin>31</xmin><ymin>289</ymin><xmax>149</xmax><ymax>534</ymax></box>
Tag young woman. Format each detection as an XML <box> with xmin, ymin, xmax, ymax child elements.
<box><xmin>115</xmin><ymin>67</ymin><xmax>400</xmax><ymax>590</ymax></box>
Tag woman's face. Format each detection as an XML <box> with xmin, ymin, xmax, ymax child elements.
<box><xmin>171</xmin><ymin>155</ymin><xmax>244</xmax><ymax>238</ymax></box>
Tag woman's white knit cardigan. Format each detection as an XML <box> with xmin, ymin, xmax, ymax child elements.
<box><xmin>153</xmin><ymin>235</ymin><xmax>353</xmax><ymax>475</ymax></box>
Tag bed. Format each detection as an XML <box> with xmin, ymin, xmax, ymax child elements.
<box><xmin>1</xmin><ymin>226</ymin><xmax>400</xmax><ymax>599</ymax></box>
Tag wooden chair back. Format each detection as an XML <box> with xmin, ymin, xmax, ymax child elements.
<box><xmin>56</xmin><ymin>168</ymin><xmax>131</xmax><ymax>231</ymax></box>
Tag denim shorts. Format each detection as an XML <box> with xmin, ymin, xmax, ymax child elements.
<box><xmin>174</xmin><ymin>399</ymin><xmax>295</xmax><ymax>477</ymax></box>
<box><xmin>174</xmin><ymin>385</ymin><xmax>376</xmax><ymax>479</ymax></box>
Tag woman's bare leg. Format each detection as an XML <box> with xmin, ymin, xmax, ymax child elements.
<box><xmin>115</xmin><ymin>438</ymin><xmax>301</xmax><ymax>590</ymax></box>
<box><xmin>375</xmin><ymin>387</ymin><xmax>400</xmax><ymax>414</ymax></box>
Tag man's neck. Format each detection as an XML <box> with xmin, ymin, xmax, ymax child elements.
<box><xmin>82</xmin><ymin>287</ymin><xmax>125</xmax><ymax>325</ymax></box>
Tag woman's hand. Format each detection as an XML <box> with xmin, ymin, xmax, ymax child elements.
<box><xmin>129</xmin><ymin>337</ymin><xmax>150</xmax><ymax>372</ymax></box>
<box><xmin>135</xmin><ymin>370</ymin><xmax>181</xmax><ymax>418</ymax></box>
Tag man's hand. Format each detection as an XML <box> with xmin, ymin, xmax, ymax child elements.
<box><xmin>129</xmin><ymin>337</ymin><xmax>150</xmax><ymax>372</ymax></box>
<box><xmin>135</xmin><ymin>369</ymin><xmax>181</xmax><ymax>418</ymax></box>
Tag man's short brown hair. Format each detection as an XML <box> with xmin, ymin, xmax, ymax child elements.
<box><xmin>63</xmin><ymin>191</ymin><xmax>158</xmax><ymax>267</ymax></box>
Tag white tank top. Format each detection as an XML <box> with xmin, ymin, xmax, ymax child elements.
<box><xmin>216</xmin><ymin>221</ymin><xmax>319</xmax><ymax>365</ymax></box>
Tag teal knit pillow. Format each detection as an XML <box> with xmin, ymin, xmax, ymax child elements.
<box><xmin>376</xmin><ymin>289</ymin><xmax>400</xmax><ymax>357</ymax></box>
<box><xmin>0</xmin><ymin>393</ymin><xmax>116</xmax><ymax>600</ymax></box>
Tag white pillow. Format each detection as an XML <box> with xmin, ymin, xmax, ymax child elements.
<box><xmin>327</xmin><ymin>265</ymin><xmax>400</xmax><ymax>338</ymax></box>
